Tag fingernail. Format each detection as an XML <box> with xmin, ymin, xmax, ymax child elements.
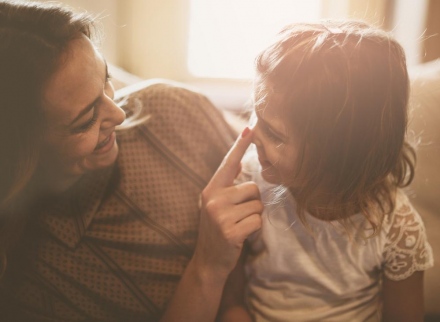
<box><xmin>241</xmin><ymin>127</ymin><xmax>250</xmax><ymax>138</ymax></box>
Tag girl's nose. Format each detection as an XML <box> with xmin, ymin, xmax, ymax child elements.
<box><xmin>251</xmin><ymin>126</ymin><xmax>262</xmax><ymax>147</ymax></box>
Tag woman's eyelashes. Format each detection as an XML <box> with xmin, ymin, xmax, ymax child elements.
<box><xmin>72</xmin><ymin>73</ymin><xmax>112</xmax><ymax>134</ymax></box>
<box><xmin>73</xmin><ymin>108</ymin><xmax>98</xmax><ymax>133</ymax></box>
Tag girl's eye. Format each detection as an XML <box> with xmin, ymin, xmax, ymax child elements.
<box><xmin>263</xmin><ymin>125</ymin><xmax>282</xmax><ymax>143</ymax></box>
<box><xmin>73</xmin><ymin>108</ymin><xmax>98</xmax><ymax>133</ymax></box>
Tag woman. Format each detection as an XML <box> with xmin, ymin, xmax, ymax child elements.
<box><xmin>0</xmin><ymin>1</ymin><xmax>262</xmax><ymax>321</ymax></box>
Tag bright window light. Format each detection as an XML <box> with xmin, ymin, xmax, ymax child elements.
<box><xmin>188</xmin><ymin>0</ymin><xmax>322</xmax><ymax>79</ymax></box>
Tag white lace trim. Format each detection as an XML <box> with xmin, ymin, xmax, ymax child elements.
<box><xmin>383</xmin><ymin>199</ymin><xmax>434</xmax><ymax>281</ymax></box>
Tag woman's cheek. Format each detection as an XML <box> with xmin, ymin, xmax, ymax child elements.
<box><xmin>64</xmin><ymin>135</ymin><xmax>99</xmax><ymax>160</ymax></box>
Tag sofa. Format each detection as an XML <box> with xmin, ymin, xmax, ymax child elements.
<box><xmin>407</xmin><ymin>59</ymin><xmax>440</xmax><ymax>321</ymax></box>
<box><xmin>110</xmin><ymin>59</ymin><xmax>440</xmax><ymax>320</ymax></box>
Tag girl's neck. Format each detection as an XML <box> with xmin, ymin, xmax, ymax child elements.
<box><xmin>289</xmin><ymin>187</ymin><xmax>360</xmax><ymax>221</ymax></box>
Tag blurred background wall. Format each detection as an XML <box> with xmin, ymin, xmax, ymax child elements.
<box><xmin>21</xmin><ymin>0</ymin><xmax>440</xmax><ymax>83</ymax></box>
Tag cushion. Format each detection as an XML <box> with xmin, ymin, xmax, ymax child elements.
<box><xmin>408</xmin><ymin>59</ymin><xmax>440</xmax><ymax>317</ymax></box>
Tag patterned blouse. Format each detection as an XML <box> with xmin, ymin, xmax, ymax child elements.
<box><xmin>0</xmin><ymin>82</ymin><xmax>236</xmax><ymax>321</ymax></box>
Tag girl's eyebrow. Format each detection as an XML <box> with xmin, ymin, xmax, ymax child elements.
<box><xmin>68</xmin><ymin>59</ymin><xmax>108</xmax><ymax>126</ymax></box>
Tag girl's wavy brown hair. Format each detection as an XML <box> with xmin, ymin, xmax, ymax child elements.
<box><xmin>254</xmin><ymin>21</ymin><xmax>415</xmax><ymax>233</ymax></box>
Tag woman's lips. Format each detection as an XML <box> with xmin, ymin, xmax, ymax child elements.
<box><xmin>94</xmin><ymin>132</ymin><xmax>116</xmax><ymax>154</ymax></box>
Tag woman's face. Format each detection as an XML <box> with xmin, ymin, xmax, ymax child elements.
<box><xmin>40</xmin><ymin>35</ymin><xmax>126</xmax><ymax>187</ymax></box>
<box><xmin>252</xmin><ymin>95</ymin><xmax>301</xmax><ymax>186</ymax></box>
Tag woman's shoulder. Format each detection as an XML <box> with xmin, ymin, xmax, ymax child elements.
<box><xmin>114</xmin><ymin>80</ymin><xmax>237</xmax><ymax>184</ymax></box>
<box><xmin>115</xmin><ymin>79</ymin><xmax>206</xmax><ymax>103</ymax></box>
<box><xmin>116</xmin><ymin>80</ymin><xmax>221</xmax><ymax>121</ymax></box>
<box><xmin>116</xmin><ymin>79</ymin><xmax>235</xmax><ymax>145</ymax></box>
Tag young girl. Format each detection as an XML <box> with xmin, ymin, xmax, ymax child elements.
<box><xmin>218</xmin><ymin>21</ymin><xmax>434</xmax><ymax>322</ymax></box>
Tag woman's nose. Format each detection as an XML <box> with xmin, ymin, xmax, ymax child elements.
<box><xmin>101</xmin><ymin>99</ymin><xmax>126</xmax><ymax>128</ymax></box>
<box><xmin>110</xmin><ymin>103</ymin><xmax>126</xmax><ymax>126</ymax></box>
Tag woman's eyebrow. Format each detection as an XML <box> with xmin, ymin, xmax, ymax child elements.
<box><xmin>68</xmin><ymin>59</ymin><xmax>108</xmax><ymax>126</ymax></box>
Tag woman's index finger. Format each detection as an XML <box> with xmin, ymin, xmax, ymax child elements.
<box><xmin>208</xmin><ymin>127</ymin><xmax>253</xmax><ymax>189</ymax></box>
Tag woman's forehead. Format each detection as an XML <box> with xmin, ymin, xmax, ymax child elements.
<box><xmin>42</xmin><ymin>36</ymin><xmax>105</xmax><ymax>124</ymax></box>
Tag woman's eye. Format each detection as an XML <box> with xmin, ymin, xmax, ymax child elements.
<box><xmin>73</xmin><ymin>108</ymin><xmax>98</xmax><ymax>133</ymax></box>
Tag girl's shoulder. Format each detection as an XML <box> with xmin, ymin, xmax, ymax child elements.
<box><xmin>383</xmin><ymin>189</ymin><xmax>424</xmax><ymax>232</ymax></box>
<box><xmin>381</xmin><ymin>189</ymin><xmax>434</xmax><ymax>280</ymax></box>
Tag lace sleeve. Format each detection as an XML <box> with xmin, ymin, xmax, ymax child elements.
<box><xmin>383</xmin><ymin>197</ymin><xmax>434</xmax><ymax>281</ymax></box>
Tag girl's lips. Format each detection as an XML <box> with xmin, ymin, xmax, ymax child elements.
<box><xmin>258</xmin><ymin>157</ymin><xmax>272</xmax><ymax>168</ymax></box>
<box><xmin>94</xmin><ymin>132</ymin><xmax>116</xmax><ymax>154</ymax></box>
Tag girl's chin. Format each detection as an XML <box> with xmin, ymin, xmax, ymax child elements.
<box><xmin>260</xmin><ymin>168</ymin><xmax>281</xmax><ymax>184</ymax></box>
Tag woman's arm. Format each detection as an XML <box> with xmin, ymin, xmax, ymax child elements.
<box><xmin>217</xmin><ymin>246</ymin><xmax>252</xmax><ymax>322</ymax></box>
<box><xmin>160</xmin><ymin>128</ymin><xmax>262</xmax><ymax>322</ymax></box>
<box><xmin>382</xmin><ymin>271</ymin><xmax>425</xmax><ymax>322</ymax></box>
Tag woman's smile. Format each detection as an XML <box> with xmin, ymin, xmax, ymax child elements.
<box><xmin>40</xmin><ymin>35</ymin><xmax>126</xmax><ymax>187</ymax></box>
<box><xmin>94</xmin><ymin>131</ymin><xmax>116</xmax><ymax>153</ymax></box>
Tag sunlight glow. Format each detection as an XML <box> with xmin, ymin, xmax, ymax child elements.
<box><xmin>188</xmin><ymin>0</ymin><xmax>322</xmax><ymax>79</ymax></box>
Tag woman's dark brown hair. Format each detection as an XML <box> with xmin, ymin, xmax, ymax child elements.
<box><xmin>254</xmin><ymin>21</ymin><xmax>415</xmax><ymax>233</ymax></box>
<box><xmin>0</xmin><ymin>0</ymin><xmax>94</xmax><ymax>276</ymax></box>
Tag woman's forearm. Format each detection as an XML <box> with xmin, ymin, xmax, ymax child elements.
<box><xmin>159</xmin><ymin>258</ymin><xmax>228</xmax><ymax>322</ymax></box>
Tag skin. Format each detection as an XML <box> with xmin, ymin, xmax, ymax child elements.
<box><xmin>252</xmin><ymin>98</ymin><xmax>300</xmax><ymax>186</ymax></box>
<box><xmin>38</xmin><ymin>35</ymin><xmax>126</xmax><ymax>193</ymax></box>
<box><xmin>382</xmin><ymin>272</ymin><xmax>425</xmax><ymax>322</ymax></box>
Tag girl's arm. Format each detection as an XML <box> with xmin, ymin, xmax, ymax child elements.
<box><xmin>382</xmin><ymin>271</ymin><xmax>425</xmax><ymax>322</ymax></box>
<box><xmin>217</xmin><ymin>246</ymin><xmax>252</xmax><ymax>322</ymax></box>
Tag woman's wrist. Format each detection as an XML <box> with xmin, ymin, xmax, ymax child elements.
<box><xmin>186</xmin><ymin>255</ymin><xmax>230</xmax><ymax>289</ymax></box>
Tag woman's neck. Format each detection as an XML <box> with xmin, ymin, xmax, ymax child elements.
<box><xmin>32</xmin><ymin>166</ymin><xmax>83</xmax><ymax>198</ymax></box>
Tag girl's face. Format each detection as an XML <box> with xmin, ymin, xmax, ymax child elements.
<box><xmin>252</xmin><ymin>95</ymin><xmax>301</xmax><ymax>186</ymax></box>
<box><xmin>40</xmin><ymin>35</ymin><xmax>126</xmax><ymax>188</ymax></box>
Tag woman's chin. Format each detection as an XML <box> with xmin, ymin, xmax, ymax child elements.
<box><xmin>81</xmin><ymin>141</ymin><xmax>119</xmax><ymax>173</ymax></box>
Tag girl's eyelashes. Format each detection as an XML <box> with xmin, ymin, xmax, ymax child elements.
<box><xmin>263</xmin><ymin>124</ymin><xmax>283</xmax><ymax>143</ymax></box>
<box><xmin>72</xmin><ymin>108</ymin><xmax>98</xmax><ymax>133</ymax></box>
<box><xmin>106</xmin><ymin>72</ymin><xmax>112</xmax><ymax>82</ymax></box>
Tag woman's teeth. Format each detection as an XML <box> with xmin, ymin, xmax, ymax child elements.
<box><xmin>95</xmin><ymin>136</ymin><xmax>110</xmax><ymax>150</ymax></box>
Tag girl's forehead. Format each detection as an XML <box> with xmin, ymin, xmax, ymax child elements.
<box><xmin>255</xmin><ymin>92</ymin><xmax>287</xmax><ymax>117</ymax></box>
<box><xmin>255</xmin><ymin>94</ymin><xmax>289</xmax><ymax>128</ymax></box>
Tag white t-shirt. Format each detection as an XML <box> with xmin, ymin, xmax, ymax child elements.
<box><xmin>238</xmin><ymin>154</ymin><xmax>434</xmax><ymax>322</ymax></box>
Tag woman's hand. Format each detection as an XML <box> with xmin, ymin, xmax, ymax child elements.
<box><xmin>160</xmin><ymin>128</ymin><xmax>262</xmax><ymax>322</ymax></box>
<box><xmin>194</xmin><ymin>127</ymin><xmax>263</xmax><ymax>278</ymax></box>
